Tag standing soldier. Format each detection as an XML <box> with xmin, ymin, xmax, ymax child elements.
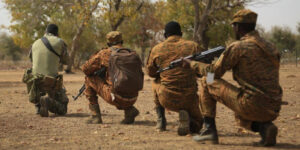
<box><xmin>182</xmin><ymin>9</ymin><xmax>282</xmax><ymax>146</ymax></box>
<box><xmin>146</xmin><ymin>21</ymin><xmax>203</xmax><ymax>136</ymax></box>
<box><xmin>82</xmin><ymin>31</ymin><xmax>143</xmax><ymax>124</ymax></box>
<box><xmin>23</xmin><ymin>24</ymin><xmax>69</xmax><ymax>117</ymax></box>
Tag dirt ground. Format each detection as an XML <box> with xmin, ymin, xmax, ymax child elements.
<box><xmin>0</xmin><ymin>65</ymin><xmax>300</xmax><ymax>150</ymax></box>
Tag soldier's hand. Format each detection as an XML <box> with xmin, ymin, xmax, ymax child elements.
<box><xmin>181</xmin><ymin>58</ymin><xmax>191</xmax><ymax>69</ymax></box>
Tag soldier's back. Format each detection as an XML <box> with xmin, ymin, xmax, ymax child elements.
<box><xmin>151</xmin><ymin>36</ymin><xmax>200</xmax><ymax>89</ymax></box>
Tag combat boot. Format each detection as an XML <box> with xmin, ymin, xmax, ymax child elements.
<box><xmin>155</xmin><ymin>106</ymin><xmax>166</xmax><ymax>131</ymax></box>
<box><xmin>35</xmin><ymin>103</ymin><xmax>41</xmax><ymax>114</ymax></box>
<box><xmin>177</xmin><ymin>110</ymin><xmax>190</xmax><ymax>136</ymax></box>
<box><xmin>39</xmin><ymin>96</ymin><xmax>50</xmax><ymax>117</ymax></box>
<box><xmin>120</xmin><ymin>106</ymin><xmax>139</xmax><ymax>124</ymax></box>
<box><xmin>86</xmin><ymin>104</ymin><xmax>103</xmax><ymax>124</ymax></box>
<box><xmin>193</xmin><ymin>117</ymin><xmax>219</xmax><ymax>144</ymax></box>
<box><xmin>189</xmin><ymin>118</ymin><xmax>202</xmax><ymax>134</ymax></box>
<box><xmin>258</xmin><ymin>122</ymin><xmax>278</xmax><ymax>146</ymax></box>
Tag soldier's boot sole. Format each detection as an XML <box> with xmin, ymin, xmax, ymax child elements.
<box><xmin>193</xmin><ymin>135</ymin><xmax>219</xmax><ymax>144</ymax></box>
<box><xmin>40</xmin><ymin>97</ymin><xmax>49</xmax><ymax>117</ymax></box>
<box><xmin>86</xmin><ymin>116</ymin><xmax>103</xmax><ymax>124</ymax></box>
<box><xmin>262</xmin><ymin>124</ymin><xmax>278</xmax><ymax>146</ymax></box>
<box><xmin>177</xmin><ymin>110</ymin><xmax>190</xmax><ymax>136</ymax></box>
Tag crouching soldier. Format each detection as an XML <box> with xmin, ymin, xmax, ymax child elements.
<box><xmin>182</xmin><ymin>9</ymin><xmax>282</xmax><ymax>146</ymax></box>
<box><xmin>82</xmin><ymin>31</ymin><xmax>144</xmax><ymax>124</ymax></box>
<box><xmin>146</xmin><ymin>21</ymin><xmax>203</xmax><ymax>136</ymax></box>
<box><xmin>23</xmin><ymin>24</ymin><xmax>69</xmax><ymax>117</ymax></box>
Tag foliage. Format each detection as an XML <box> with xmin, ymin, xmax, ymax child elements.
<box><xmin>269</xmin><ymin>26</ymin><xmax>296</xmax><ymax>53</ymax></box>
<box><xmin>0</xmin><ymin>32</ymin><xmax>23</xmax><ymax>61</ymax></box>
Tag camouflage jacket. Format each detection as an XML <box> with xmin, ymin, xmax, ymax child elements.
<box><xmin>81</xmin><ymin>45</ymin><xmax>122</xmax><ymax>85</ymax></box>
<box><xmin>190</xmin><ymin>30</ymin><xmax>282</xmax><ymax>101</ymax></box>
<box><xmin>147</xmin><ymin>35</ymin><xmax>203</xmax><ymax>92</ymax></box>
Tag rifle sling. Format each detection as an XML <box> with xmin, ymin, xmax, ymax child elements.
<box><xmin>41</xmin><ymin>37</ymin><xmax>61</xmax><ymax>58</ymax></box>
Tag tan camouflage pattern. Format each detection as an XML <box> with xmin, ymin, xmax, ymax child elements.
<box><xmin>231</xmin><ymin>9</ymin><xmax>257</xmax><ymax>24</ymax></box>
<box><xmin>191</xmin><ymin>30</ymin><xmax>282</xmax><ymax>129</ymax></box>
<box><xmin>146</xmin><ymin>35</ymin><xmax>203</xmax><ymax>126</ymax></box>
<box><xmin>81</xmin><ymin>45</ymin><xmax>137</xmax><ymax>110</ymax></box>
<box><xmin>106</xmin><ymin>31</ymin><xmax>122</xmax><ymax>44</ymax></box>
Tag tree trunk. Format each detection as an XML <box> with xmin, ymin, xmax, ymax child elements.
<box><xmin>192</xmin><ymin>0</ymin><xmax>213</xmax><ymax>49</ymax></box>
<box><xmin>65</xmin><ymin>23</ymin><xmax>85</xmax><ymax>73</ymax></box>
<box><xmin>65</xmin><ymin>0</ymin><xmax>100</xmax><ymax>73</ymax></box>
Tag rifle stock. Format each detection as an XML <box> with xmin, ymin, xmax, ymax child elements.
<box><xmin>156</xmin><ymin>46</ymin><xmax>225</xmax><ymax>73</ymax></box>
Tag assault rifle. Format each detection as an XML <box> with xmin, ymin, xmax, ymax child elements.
<box><xmin>72</xmin><ymin>67</ymin><xmax>106</xmax><ymax>101</ymax></box>
<box><xmin>156</xmin><ymin>46</ymin><xmax>225</xmax><ymax>73</ymax></box>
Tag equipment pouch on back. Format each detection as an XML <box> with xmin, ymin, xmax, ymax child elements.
<box><xmin>109</xmin><ymin>48</ymin><xmax>144</xmax><ymax>97</ymax></box>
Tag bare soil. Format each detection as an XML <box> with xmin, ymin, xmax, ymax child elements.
<box><xmin>0</xmin><ymin>65</ymin><xmax>300</xmax><ymax>150</ymax></box>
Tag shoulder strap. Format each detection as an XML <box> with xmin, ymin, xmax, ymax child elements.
<box><xmin>41</xmin><ymin>37</ymin><xmax>61</xmax><ymax>58</ymax></box>
<box><xmin>110</xmin><ymin>47</ymin><xmax>131</xmax><ymax>53</ymax></box>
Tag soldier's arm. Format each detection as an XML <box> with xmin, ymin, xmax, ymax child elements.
<box><xmin>60</xmin><ymin>42</ymin><xmax>69</xmax><ymax>65</ymax></box>
<box><xmin>81</xmin><ymin>52</ymin><xmax>101</xmax><ymax>76</ymax></box>
<box><xmin>189</xmin><ymin>42</ymin><xmax>242</xmax><ymax>79</ymax></box>
<box><xmin>146</xmin><ymin>48</ymin><xmax>159</xmax><ymax>78</ymax></box>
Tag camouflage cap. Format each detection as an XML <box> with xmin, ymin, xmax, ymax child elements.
<box><xmin>231</xmin><ymin>9</ymin><xmax>257</xmax><ymax>24</ymax></box>
<box><xmin>106</xmin><ymin>31</ymin><xmax>122</xmax><ymax>44</ymax></box>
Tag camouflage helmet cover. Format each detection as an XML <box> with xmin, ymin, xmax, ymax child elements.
<box><xmin>106</xmin><ymin>31</ymin><xmax>122</xmax><ymax>44</ymax></box>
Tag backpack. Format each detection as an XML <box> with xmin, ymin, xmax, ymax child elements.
<box><xmin>109</xmin><ymin>48</ymin><xmax>144</xmax><ymax>97</ymax></box>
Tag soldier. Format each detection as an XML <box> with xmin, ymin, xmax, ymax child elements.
<box><xmin>82</xmin><ymin>31</ymin><xmax>142</xmax><ymax>124</ymax></box>
<box><xmin>182</xmin><ymin>9</ymin><xmax>282</xmax><ymax>146</ymax></box>
<box><xmin>23</xmin><ymin>24</ymin><xmax>69</xmax><ymax>117</ymax></box>
<box><xmin>146</xmin><ymin>21</ymin><xmax>203</xmax><ymax>136</ymax></box>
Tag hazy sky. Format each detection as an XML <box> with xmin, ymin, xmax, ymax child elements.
<box><xmin>0</xmin><ymin>0</ymin><xmax>299</xmax><ymax>33</ymax></box>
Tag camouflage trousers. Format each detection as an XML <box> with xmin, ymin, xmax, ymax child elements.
<box><xmin>152</xmin><ymin>80</ymin><xmax>203</xmax><ymax>127</ymax></box>
<box><xmin>41</xmin><ymin>86</ymin><xmax>69</xmax><ymax>115</ymax></box>
<box><xmin>38</xmin><ymin>75</ymin><xmax>69</xmax><ymax>115</ymax></box>
<box><xmin>199</xmin><ymin>77</ymin><xmax>280</xmax><ymax>130</ymax></box>
<box><xmin>22</xmin><ymin>69</ymin><xmax>68</xmax><ymax>115</ymax></box>
<box><xmin>84</xmin><ymin>76</ymin><xmax>137</xmax><ymax>110</ymax></box>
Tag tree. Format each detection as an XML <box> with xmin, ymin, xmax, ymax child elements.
<box><xmin>269</xmin><ymin>26</ymin><xmax>296</xmax><ymax>53</ymax></box>
<box><xmin>119</xmin><ymin>0</ymin><xmax>164</xmax><ymax>65</ymax></box>
<box><xmin>191</xmin><ymin>0</ymin><xmax>247</xmax><ymax>49</ymax></box>
<box><xmin>102</xmin><ymin>0</ymin><xmax>144</xmax><ymax>31</ymax></box>
<box><xmin>0</xmin><ymin>32</ymin><xmax>23</xmax><ymax>61</ymax></box>
<box><xmin>65</xmin><ymin>0</ymin><xmax>101</xmax><ymax>72</ymax></box>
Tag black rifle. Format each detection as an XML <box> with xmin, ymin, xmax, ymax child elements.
<box><xmin>156</xmin><ymin>46</ymin><xmax>225</xmax><ymax>73</ymax></box>
<box><xmin>72</xmin><ymin>67</ymin><xmax>107</xmax><ymax>101</ymax></box>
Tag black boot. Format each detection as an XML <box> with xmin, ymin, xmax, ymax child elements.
<box><xmin>177</xmin><ymin>110</ymin><xmax>190</xmax><ymax>136</ymax></box>
<box><xmin>189</xmin><ymin>117</ymin><xmax>202</xmax><ymax>134</ymax></box>
<box><xmin>258</xmin><ymin>122</ymin><xmax>278</xmax><ymax>146</ymax></box>
<box><xmin>86</xmin><ymin>104</ymin><xmax>103</xmax><ymax>124</ymax></box>
<box><xmin>193</xmin><ymin>117</ymin><xmax>218</xmax><ymax>144</ymax></box>
<box><xmin>120</xmin><ymin>106</ymin><xmax>139</xmax><ymax>124</ymax></box>
<box><xmin>155</xmin><ymin>106</ymin><xmax>166</xmax><ymax>131</ymax></box>
<box><xmin>35</xmin><ymin>103</ymin><xmax>41</xmax><ymax>114</ymax></box>
<box><xmin>39</xmin><ymin>96</ymin><xmax>50</xmax><ymax>117</ymax></box>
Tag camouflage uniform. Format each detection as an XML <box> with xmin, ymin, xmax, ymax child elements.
<box><xmin>23</xmin><ymin>33</ymin><xmax>69</xmax><ymax>115</ymax></box>
<box><xmin>82</xmin><ymin>47</ymin><xmax>137</xmax><ymax>109</ymax></box>
<box><xmin>147</xmin><ymin>35</ymin><xmax>203</xmax><ymax>132</ymax></box>
<box><xmin>190</xmin><ymin>10</ymin><xmax>282</xmax><ymax>130</ymax></box>
<box><xmin>82</xmin><ymin>31</ymin><xmax>139</xmax><ymax>124</ymax></box>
